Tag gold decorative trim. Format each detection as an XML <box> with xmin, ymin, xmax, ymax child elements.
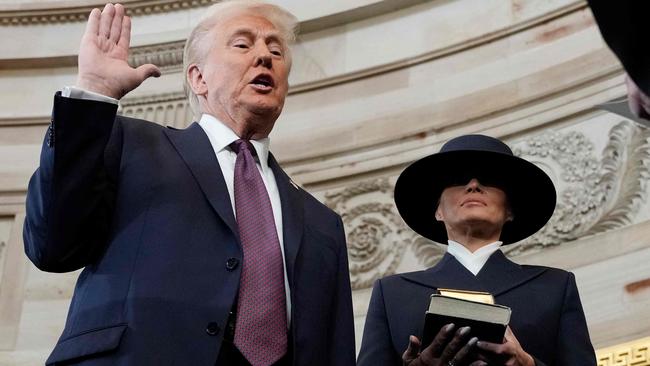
<box><xmin>0</xmin><ymin>0</ymin><xmax>214</xmax><ymax>25</ymax></box>
<box><xmin>597</xmin><ymin>337</ymin><xmax>650</xmax><ymax>366</ymax></box>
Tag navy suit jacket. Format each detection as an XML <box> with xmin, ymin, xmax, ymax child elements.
<box><xmin>23</xmin><ymin>94</ymin><xmax>355</xmax><ymax>366</ymax></box>
<box><xmin>357</xmin><ymin>251</ymin><xmax>596</xmax><ymax>366</ymax></box>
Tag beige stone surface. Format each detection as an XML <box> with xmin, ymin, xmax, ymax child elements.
<box><xmin>1</xmin><ymin>0</ymin><xmax>649</xmax><ymax>364</ymax></box>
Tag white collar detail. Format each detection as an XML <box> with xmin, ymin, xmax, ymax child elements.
<box><xmin>198</xmin><ymin>114</ymin><xmax>271</xmax><ymax>174</ymax></box>
<box><xmin>446</xmin><ymin>240</ymin><xmax>503</xmax><ymax>276</ymax></box>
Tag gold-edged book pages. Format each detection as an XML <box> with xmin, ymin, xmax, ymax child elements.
<box><xmin>437</xmin><ymin>288</ymin><xmax>495</xmax><ymax>305</ymax></box>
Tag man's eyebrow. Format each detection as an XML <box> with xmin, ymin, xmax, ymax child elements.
<box><xmin>229</xmin><ymin>28</ymin><xmax>284</xmax><ymax>44</ymax></box>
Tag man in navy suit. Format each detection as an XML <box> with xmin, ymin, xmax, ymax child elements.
<box><xmin>357</xmin><ymin>135</ymin><xmax>596</xmax><ymax>365</ymax></box>
<box><xmin>23</xmin><ymin>1</ymin><xmax>355</xmax><ymax>365</ymax></box>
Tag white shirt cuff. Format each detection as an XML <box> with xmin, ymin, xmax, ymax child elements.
<box><xmin>61</xmin><ymin>86</ymin><xmax>119</xmax><ymax>105</ymax></box>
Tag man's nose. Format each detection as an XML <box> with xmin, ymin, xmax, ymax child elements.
<box><xmin>254</xmin><ymin>49</ymin><xmax>272</xmax><ymax>68</ymax></box>
<box><xmin>465</xmin><ymin>178</ymin><xmax>483</xmax><ymax>192</ymax></box>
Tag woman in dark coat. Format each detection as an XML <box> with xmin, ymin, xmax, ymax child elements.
<box><xmin>357</xmin><ymin>135</ymin><xmax>596</xmax><ymax>366</ymax></box>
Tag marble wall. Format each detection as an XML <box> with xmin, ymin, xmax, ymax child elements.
<box><xmin>1</xmin><ymin>0</ymin><xmax>649</xmax><ymax>364</ymax></box>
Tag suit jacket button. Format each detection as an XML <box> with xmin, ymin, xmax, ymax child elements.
<box><xmin>226</xmin><ymin>258</ymin><xmax>239</xmax><ymax>271</ymax></box>
<box><xmin>206</xmin><ymin>322</ymin><xmax>220</xmax><ymax>336</ymax></box>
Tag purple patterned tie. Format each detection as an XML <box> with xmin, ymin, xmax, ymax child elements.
<box><xmin>231</xmin><ymin>139</ymin><xmax>287</xmax><ymax>366</ymax></box>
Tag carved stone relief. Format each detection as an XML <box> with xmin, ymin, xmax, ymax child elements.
<box><xmin>128</xmin><ymin>41</ymin><xmax>185</xmax><ymax>74</ymax></box>
<box><xmin>120</xmin><ymin>92</ymin><xmax>192</xmax><ymax>128</ymax></box>
<box><xmin>324</xmin><ymin>178</ymin><xmax>420</xmax><ymax>289</ymax></box>
<box><xmin>325</xmin><ymin>121</ymin><xmax>650</xmax><ymax>289</ymax></box>
<box><xmin>504</xmin><ymin>121</ymin><xmax>650</xmax><ymax>256</ymax></box>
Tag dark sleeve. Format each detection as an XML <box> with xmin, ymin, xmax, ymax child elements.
<box><xmin>588</xmin><ymin>0</ymin><xmax>650</xmax><ymax>95</ymax></box>
<box><xmin>23</xmin><ymin>92</ymin><xmax>123</xmax><ymax>273</ymax></box>
<box><xmin>555</xmin><ymin>272</ymin><xmax>597</xmax><ymax>365</ymax></box>
<box><xmin>533</xmin><ymin>356</ymin><xmax>548</xmax><ymax>366</ymax></box>
<box><xmin>329</xmin><ymin>216</ymin><xmax>356</xmax><ymax>366</ymax></box>
<box><xmin>357</xmin><ymin>279</ymin><xmax>401</xmax><ymax>366</ymax></box>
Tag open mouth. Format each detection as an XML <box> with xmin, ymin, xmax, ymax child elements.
<box><xmin>250</xmin><ymin>74</ymin><xmax>275</xmax><ymax>89</ymax></box>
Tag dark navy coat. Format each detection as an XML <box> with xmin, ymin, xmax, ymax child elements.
<box><xmin>357</xmin><ymin>251</ymin><xmax>596</xmax><ymax>366</ymax></box>
<box><xmin>23</xmin><ymin>94</ymin><xmax>355</xmax><ymax>366</ymax></box>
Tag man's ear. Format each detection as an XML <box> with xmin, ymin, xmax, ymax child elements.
<box><xmin>187</xmin><ymin>64</ymin><xmax>208</xmax><ymax>96</ymax></box>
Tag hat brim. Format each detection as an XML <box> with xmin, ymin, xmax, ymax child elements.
<box><xmin>394</xmin><ymin>150</ymin><xmax>556</xmax><ymax>244</ymax></box>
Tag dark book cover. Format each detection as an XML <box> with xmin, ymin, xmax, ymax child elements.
<box><xmin>420</xmin><ymin>294</ymin><xmax>510</xmax><ymax>349</ymax></box>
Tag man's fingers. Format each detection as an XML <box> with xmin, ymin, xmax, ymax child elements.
<box><xmin>118</xmin><ymin>15</ymin><xmax>131</xmax><ymax>49</ymax></box>
<box><xmin>402</xmin><ymin>335</ymin><xmax>421</xmax><ymax>363</ymax></box>
<box><xmin>109</xmin><ymin>3</ymin><xmax>125</xmax><ymax>43</ymax></box>
<box><xmin>85</xmin><ymin>8</ymin><xmax>101</xmax><ymax>37</ymax></box>
<box><xmin>136</xmin><ymin>64</ymin><xmax>162</xmax><ymax>81</ymax></box>
<box><xmin>99</xmin><ymin>3</ymin><xmax>115</xmax><ymax>39</ymax></box>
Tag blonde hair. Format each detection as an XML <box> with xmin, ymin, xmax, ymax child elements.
<box><xmin>183</xmin><ymin>0</ymin><xmax>298</xmax><ymax>120</ymax></box>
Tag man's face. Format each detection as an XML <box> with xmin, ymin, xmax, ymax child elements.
<box><xmin>435</xmin><ymin>178</ymin><xmax>511</xmax><ymax>234</ymax></box>
<box><xmin>194</xmin><ymin>14</ymin><xmax>290</xmax><ymax>137</ymax></box>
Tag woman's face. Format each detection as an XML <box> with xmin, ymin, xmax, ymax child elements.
<box><xmin>435</xmin><ymin>178</ymin><xmax>512</xmax><ymax>238</ymax></box>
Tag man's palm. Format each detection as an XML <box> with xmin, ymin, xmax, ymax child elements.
<box><xmin>77</xmin><ymin>3</ymin><xmax>160</xmax><ymax>99</ymax></box>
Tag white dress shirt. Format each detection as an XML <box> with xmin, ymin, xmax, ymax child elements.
<box><xmin>446</xmin><ymin>240</ymin><xmax>503</xmax><ymax>276</ymax></box>
<box><xmin>61</xmin><ymin>87</ymin><xmax>292</xmax><ymax>324</ymax></box>
<box><xmin>198</xmin><ymin>114</ymin><xmax>291</xmax><ymax>324</ymax></box>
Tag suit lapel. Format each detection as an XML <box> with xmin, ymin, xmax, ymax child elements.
<box><xmin>163</xmin><ymin>123</ymin><xmax>239</xmax><ymax>241</ymax></box>
<box><xmin>476</xmin><ymin>250</ymin><xmax>547</xmax><ymax>297</ymax></box>
<box><xmin>268</xmin><ymin>153</ymin><xmax>304</xmax><ymax>287</ymax></box>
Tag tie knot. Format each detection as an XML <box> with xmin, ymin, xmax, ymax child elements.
<box><xmin>230</xmin><ymin>139</ymin><xmax>257</xmax><ymax>156</ymax></box>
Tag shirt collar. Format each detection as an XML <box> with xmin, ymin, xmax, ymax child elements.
<box><xmin>446</xmin><ymin>240</ymin><xmax>503</xmax><ymax>276</ymax></box>
<box><xmin>198</xmin><ymin>114</ymin><xmax>271</xmax><ymax>173</ymax></box>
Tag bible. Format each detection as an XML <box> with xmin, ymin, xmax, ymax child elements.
<box><xmin>421</xmin><ymin>290</ymin><xmax>511</xmax><ymax>348</ymax></box>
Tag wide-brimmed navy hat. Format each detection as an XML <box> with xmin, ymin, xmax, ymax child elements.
<box><xmin>394</xmin><ymin>134</ymin><xmax>556</xmax><ymax>244</ymax></box>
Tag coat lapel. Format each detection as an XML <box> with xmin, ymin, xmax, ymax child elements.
<box><xmin>399</xmin><ymin>251</ymin><xmax>548</xmax><ymax>298</ymax></box>
<box><xmin>400</xmin><ymin>253</ymin><xmax>487</xmax><ymax>292</ymax></box>
<box><xmin>476</xmin><ymin>250</ymin><xmax>547</xmax><ymax>297</ymax></box>
<box><xmin>163</xmin><ymin>123</ymin><xmax>239</xmax><ymax>241</ymax></box>
<box><xmin>268</xmin><ymin>153</ymin><xmax>304</xmax><ymax>287</ymax></box>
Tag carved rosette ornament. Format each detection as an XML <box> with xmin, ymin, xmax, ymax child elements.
<box><xmin>325</xmin><ymin>178</ymin><xmax>414</xmax><ymax>290</ymax></box>
<box><xmin>504</xmin><ymin>120</ymin><xmax>650</xmax><ymax>257</ymax></box>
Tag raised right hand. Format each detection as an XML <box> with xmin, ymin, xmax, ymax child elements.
<box><xmin>76</xmin><ymin>3</ymin><xmax>161</xmax><ymax>99</ymax></box>
<box><xmin>402</xmin><ymin>324</ymin><xmax>484</xmax><ymax>366</ymax></box>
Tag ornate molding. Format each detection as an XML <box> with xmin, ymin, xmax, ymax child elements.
<box><xmin>596</xmin><ymin>337</ymin><xmax>650</xmax><ymax>366</ymax></box>
<box><xmin>1</xmin><ymin>0</ymin><xmax>588</xmax><ymax>99</ymax></box>
<box><xmin>128</xmin><ymin>41</ymin><xmax>185</xmax><ymax>73</ymax></box>
<box><xmin>0</xmin><ymin>0</ymin><xmax>214</xmax><ymax>25</ymax></box>
<box><xmin>119</xmin><ymin>91</ymin><xmax>191</xmax><ymax>128</ymax></box>
<box><xmin>120</xmin><ymin>91</ymin><xmax>186</xmax><ymax>107</ymax></box>
<box><xmin>504</xmin><ymin>121</ymin><xmax>650</xmax><ymax>256</ymax></box>
<box><xmin>324</xmin><ymin>121</ymin><xmax>650</xmax><ymax>288</ymax></box>
<box><xmin>325</xmin><ymin>178</ymin><xmax>415</xmax><ymax>290</ymax></box>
